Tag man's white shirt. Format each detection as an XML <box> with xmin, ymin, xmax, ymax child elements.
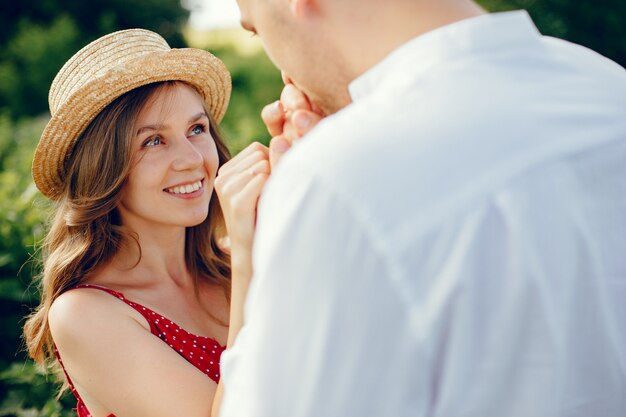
<box><xmin>220</xmin><ymin>11</ymin><xmax>626</xmax><ymax>416</ymax></box>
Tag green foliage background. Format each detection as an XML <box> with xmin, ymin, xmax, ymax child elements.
<box><xmin>0</xmin><ymin>0</ymin><xmax>623</xmax><ymax>415</ymax></box>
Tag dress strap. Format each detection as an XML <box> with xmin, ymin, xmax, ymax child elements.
<box><xmin>66</xmin><ymin>284</ymin><xmax>160</xmax><ymax>335</ymax></box>
<box><xmin>69</xmin><ymin>284</ymin><xmax>125</xmax><ymax>299</ymax></box>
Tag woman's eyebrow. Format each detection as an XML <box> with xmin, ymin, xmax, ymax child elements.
<box><xmin>136</xmin><ymin>112</ymin><xmax>208</xmax><ymax>135</ymax></box>
<box><xmin>136</xmin><ymin>123</ymin><xmax>163</xmax><ymax>136</ymax></box>
<box><xmin>189</xmin><ymin>112</ymin><xmax>209</xmax><ymax>124</ymax></box>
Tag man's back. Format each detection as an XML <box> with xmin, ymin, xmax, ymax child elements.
<box><xmin>220</xmin><ymin>11</ymin><xmax>626</xmax><ymax>416</ymax></box>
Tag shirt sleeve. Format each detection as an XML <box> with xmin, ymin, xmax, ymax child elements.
<box><xmin>218</xmin><ymin>166</ymin><xmax>419</xmax><ymax>417</ymax></box>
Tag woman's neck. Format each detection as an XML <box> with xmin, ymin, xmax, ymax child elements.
<box><xmin>97</xmin><ymin>223</ymin><xmax>192</xmax><ymax>289</ymax></box>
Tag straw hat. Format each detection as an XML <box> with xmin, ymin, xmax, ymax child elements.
<box><xmin>32</xmin><ymin>29</ymin><xmax>231</xmax><ymax>200</ymax></box>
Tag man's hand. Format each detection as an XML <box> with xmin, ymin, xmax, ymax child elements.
<box><xmin>262</xmin><ymin>76</ymin><xmax>324</xmax><ymax>169</ymax></box>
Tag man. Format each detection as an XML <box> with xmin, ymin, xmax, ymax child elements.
<box><xmin>219</xmin><ymin>0</ymin><xmax>626</xmax><ymax>415</ymax></box>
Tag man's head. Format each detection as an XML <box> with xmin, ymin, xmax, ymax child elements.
<box><xmin>236</xmin><ymin>0</ymin><xmax>485</xmax><ymax>115</ymax></box>
<box><xmin>236</xmin><ymin>0</ymin><xmax>352</xmax><ymax>115</ymax></box>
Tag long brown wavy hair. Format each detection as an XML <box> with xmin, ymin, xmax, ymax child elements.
<box><xmin>23</xmin><ymin>81</ymin><xmax>231</xmax><ymax>387</ymax></box>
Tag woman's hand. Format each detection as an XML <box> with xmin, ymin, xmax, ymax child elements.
<box><xmin>214</xmin><ymin>140</ymin><xmax>271</xmax><ymax>346</ymax></box>
<box><xmin>214</xmin><ymin>142</ymin><xmax>270</xmax><ymax>257</ymax></box>
<box><xmin>262</xmin><ymin>73</ymin><xmax>324</xmax><ymax>168</ymax></box>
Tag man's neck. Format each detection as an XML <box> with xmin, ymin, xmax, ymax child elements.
<box><xmin>335</xmin><ymin>0</ymin><xmax>487</xmax><ymax>81</ymax></box>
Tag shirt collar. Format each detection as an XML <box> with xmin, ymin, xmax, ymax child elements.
<box><xmin>348</xmin><ymin>11</ymin><xmax>541</xmax><ymax>101</ymax></box>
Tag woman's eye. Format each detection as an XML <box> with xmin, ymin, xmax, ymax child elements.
<box><xmin>143</xmin><ymin>136</ymin><xmax>162</xmax><ymax>147</ymax></box>
<box><xmin>191</xmin><ymin>124</ymin><xmax>205</xmax><ymax>136</ymax></box>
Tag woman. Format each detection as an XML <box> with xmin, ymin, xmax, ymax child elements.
<box><xmin>23</xmin><ymin>29</ymin><xmax>269</xmax><ymax>416</ymax></box>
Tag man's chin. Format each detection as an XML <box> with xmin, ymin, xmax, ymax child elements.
<box><xmin>315</xmin><ymin>96</ymin><xmax>352</xmax><ymax>116</ymax></box>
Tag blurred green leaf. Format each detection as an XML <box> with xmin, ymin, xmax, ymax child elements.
<box><xmin>476</xmin><ymin>0</ymin><xmax>626</xmax><ymax>66</ymax></box>
<box><xmin>0</xmin><ymin>361</ymin><xmax>74</xmax><ymax>417</ymax></box>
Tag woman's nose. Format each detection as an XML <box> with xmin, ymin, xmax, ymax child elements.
<box><xmin>171</xmin><ymin>137</ymin><xmax>203</xmax><ymax>171</ymax></box>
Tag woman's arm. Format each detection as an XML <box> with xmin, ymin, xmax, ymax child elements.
<box><xmin>211</xmin><ymin>82</ymin><xmax>320</xmax><ymax>416</ymax></box>
<box><xmin>211</xmin><ymin>141</ymin><xmax>271</xmax><ymax>416</ymax></box>
<box><xmin>49</xmin><ymin>288</ymin><xmax>219</xmax><ymax>417</ymax></box>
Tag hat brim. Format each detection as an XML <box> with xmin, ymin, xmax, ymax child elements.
<box><xmin>32</xmin><ymin>48</ymin><xmax>231</xmax><ymax>200</ymax></box>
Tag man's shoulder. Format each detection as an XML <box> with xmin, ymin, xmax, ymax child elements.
<box><xmin>268</xmin><ymin>33</ymin><xmax>626</xmax><ymax>236</ymax></box>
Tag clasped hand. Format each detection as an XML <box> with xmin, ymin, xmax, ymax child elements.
<box><xmin>215</xmin><ymin>75</ymin><xmax>323</xmax><ymax>254</ymax></box>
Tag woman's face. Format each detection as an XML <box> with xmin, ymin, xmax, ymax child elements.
<box><xmin>118</xmin><ymin>83</ymin><xmax>219</xmax><ymax>231</ymax></box>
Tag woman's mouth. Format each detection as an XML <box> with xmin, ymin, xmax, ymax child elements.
<box><xmin>164</xmin><ymin>179</ymin><xmax>204</xmax><ymax>195</ymax></box>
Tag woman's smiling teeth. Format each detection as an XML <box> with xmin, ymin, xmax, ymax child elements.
<box><xmin>165</xmin><ymin>180</ymin><xmax>203</xmax><ymax>195</ymax></box>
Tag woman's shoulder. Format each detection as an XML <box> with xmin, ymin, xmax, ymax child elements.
<box><xmin>49</xmin><ymin>284</ymin><xmax>115</xmax><ymax>316</ymax></box>
<box><xmin>48</xmin><ymin>284</ymin><xmax>144</xmax><ymax>345</ymax></box>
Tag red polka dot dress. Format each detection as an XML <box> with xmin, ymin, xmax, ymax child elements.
<box><xmin>55</xmin><ymin>284</ymin><xmax>226</xmax><ymax>417</ymax></box>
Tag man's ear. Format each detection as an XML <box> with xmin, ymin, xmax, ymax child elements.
<box><xmin>289</xmin><ymin>0</ymin><xmax>317</xmax><ymax>18</ymax></box>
